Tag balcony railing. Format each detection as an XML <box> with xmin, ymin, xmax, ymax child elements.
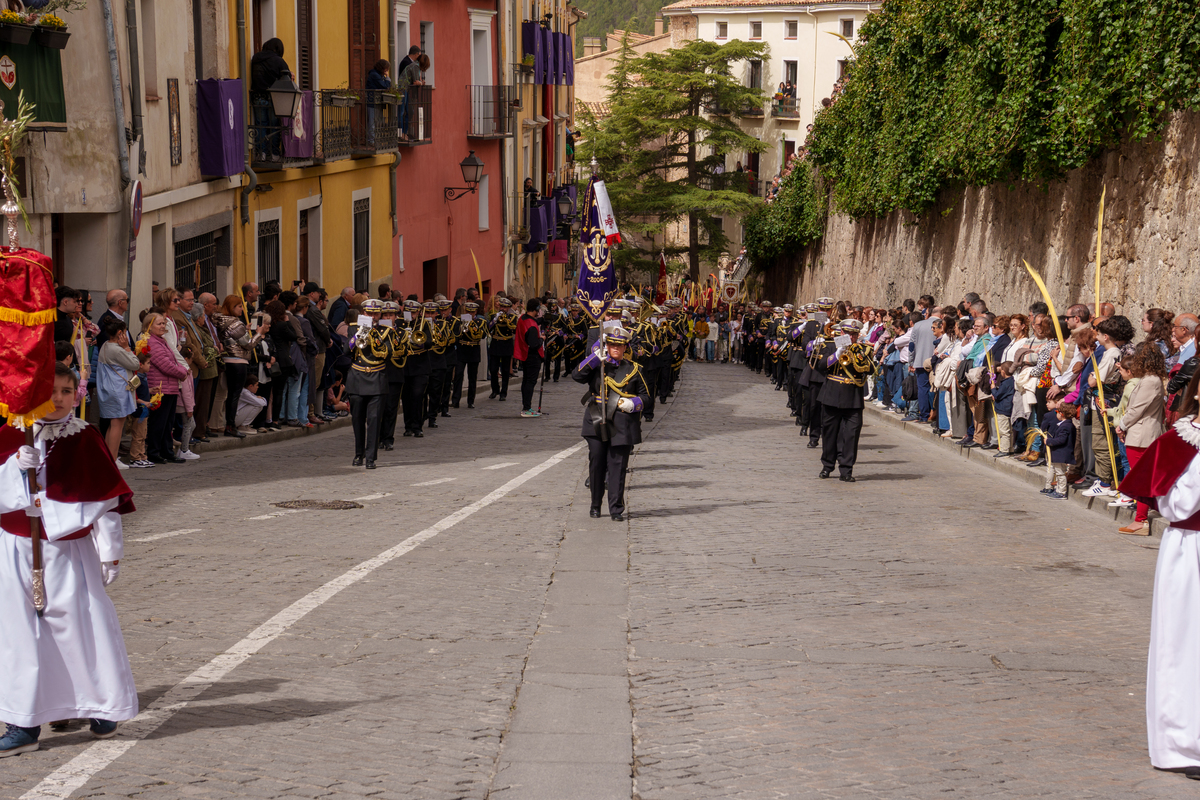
<box><xmin>314</xmin><ymin>90</ymin><xmax>353</xmax><ymax>163</ymax></box>
<box><xmin>468</xmin><ymin>85</ymin><xmax>517</xmax><ymax>139</ymax></box>
<box><xmin>771</xmin><ymin>97</ymin><xmax>800</xmax><ymax>118</ymax></box>
<box><xmin>249</xmin><ymin>91</ymin><xmax>315</xmax><ymax>171</ymax></box>
<box><xmin>399</xmin><ymin>86</ymin><xmax>433</xmax><ymax>146</ymax></box>
<box><xmin>350</xmin><ymin>90</ymin><xmax>399</xmax><ymax>155</ymax></box>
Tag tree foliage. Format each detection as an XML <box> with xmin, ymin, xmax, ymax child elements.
<box><xmin>807</xmin><ymin>0</ymin><xmax>1200</xmax><ymax>219</ymax></box>
<box><xmin>572</xmin><ymin>0</ymin><xmax>669</xmax><ymax>55</ymax></box>
<box><xmin>577</xmin><ymin>37</ymin><xmax>770</xmax><ymax>279</ymax></box>
<box><xmin>742</xmin><ymin>161</ymin><xmax>826</xmax><ymax>270</ymax></box>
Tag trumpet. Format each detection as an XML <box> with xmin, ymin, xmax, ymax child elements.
<box><xmin>409</xmin><ymin>310</ymin><xmax>429</xmax><ymax>348</ymax></box>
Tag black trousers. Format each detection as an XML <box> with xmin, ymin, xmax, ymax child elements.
<box><xmin>820</xmin><ymin>404</ymin><xmax>864</xmax><ymax>477</ymax></box>
<box><xmin>788</xmin><ymin>368</ymin><xmax>802</xmax><ymax>412</ymax></box>
<box><xmin>426</xmin><ymin>367</ymin><xmax>446</xmax><ymax>422</ymax></box>
<box><xmin>543</xmin><ymin>352</ymin><xmax>563</xmax><ymax>381</ymax></box>
<box><xmin>586</xmin><ymin>436</ymin><xmax>632</xmax><ymax>517</ymax></box>
<box><xmin>402</xmin><ymin>373</ymin><xmax>429</xmax><ymax>432</ymax></box>
<box><xmin>224</xmin><ymin>362</ymin><xmax>249</xmax><ymax>428</ymax></box>
<box><xmin>806</xmin><ymin>381</ymin><xmax>824</xmax><ymax>443</ymax></box>
<box><xmin>438</xmin><ymin>364</ymin><xmax>454</xmax><ymax>413</ymax></box>
<box><xmin>379</xmin><ymin>382</ymin><xmax>403</xmax><ymax>446</ymax></box>
<box><xmin>565</xmin><ymin>351</ymin><xmax>582</xmax><ymax>377</ymax></box>
<box><xmin>521</xmin><ymin>356</ymin><xmax>542</xmax><ymax>410</ymax></box>
<box><xmin>641</xmin><ymin>365</ymin><xmax>659</xmax><ymax>418</ymax></box>
<box><xmin>349</xmin><ymin>393</ymin><xmax>382</xmax><ymax>461</ymax></box>
<box><xmin>656</xmin><ymin>360</ymin><xmax>672</xmax><ymax>402</ymax></box>
<box><xmin>490</xmin><ymin>355</ymin><xmax>511</xmax><ymax>398</ymax></box>
<box><xmin>452</xmin><ymin>361</ymin><xmax>479</xmax><ymax>406</ymax></box>
<box><xmin>147</xmin><ymin>393</ymin><xmax>178</xmax><ymax>460</ymax></box>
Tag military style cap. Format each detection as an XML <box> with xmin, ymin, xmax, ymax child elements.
<box><xmin>423</xmin><ymin>301</ymin><xmax>439</xmax><ymax>311</ymax></box>
<box><xmin>464</xmin><ymin>301</ymin><xmax>481</xmax><ymax>311</ymax></box>
<box><xmin>817</xmin><ymin>297</ymin><xmax>836</xmax><ymax>310</ymax></box>
<box><xmin>604</xmin><ymin>325</ymin><xmax>632</xmax><ymax>344</ymax></box>
<box><xmin>567</xmin><ymin>298</ymin><xmax>581</xmax><ymax>309</ymax></box>
<box><xmin>804</xmin><ymin>303</ymin><xmax>820</xmax><ymax>313</ymax></box>
<box><xmin>403</xmin><ymin>299</ymin><xmax>422</xmax><ymax>311</ymax></box>
<box><xmin>782</xmin><ymin>304</ymin><xmax>795</xmax><ymax>311</ymax></box>
<box><xmin>496</xmin><ymin>297</ymin><xmax>513</xmax><ymax>308</ymax></box>
<box><xmin>437</xmin><ymin>299</ymin><xmax>453</xmax><ymax>309</ymax></box>
<box><xmin>382</xmin><ymin>300</ymin><xmax>400</xmax><ymax>312</ymax></box>
<box><xmin>363</xmin><ymin>298</ymin><xmax>384</xmax><ymax>313</ymax></box>
<box><xmin>838</xmin><ymin>318</ymin><xmax>863</xmax><ymax>334</ymax></box>
<box><xmin>665</xmin><ymin>298</ymin><xmax>682</xmax><ymax>308</ymax></box>
<box><xmin>760</xmin><ymin>301</ymin><xmax>773</xmax><ymax>309</ymax></box>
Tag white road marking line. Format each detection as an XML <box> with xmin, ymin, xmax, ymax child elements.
<box><xmin>412</xmin><ymin>477</ymin><xmax>456</xmax><ymax>486</ymax></box>
<box><xmin>482</xmin><ymin>462</ymin><xmax>519</xmax><ymax>470</ymax></box>
<box><xmin>19</xmin><ymin>441</ymin><xmax>585</xmax><ymax>800</ymax></box>
<box><xmin>243</xmin><ymin>509</ymin><xmax>304</xmax><ymax>521</ymax></box>
<box><xmin>129</xmin><ymin>529</ymin><xmax>202</xmax><ymax>543</ymax></box>
<box><xmin>353</xmin><ymin>492</ymin><xmax>393</xmax><ymax>501</ymax></box>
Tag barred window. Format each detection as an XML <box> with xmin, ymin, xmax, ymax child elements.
<box><xmin>257</xmin><ymin>218</ymin><xmax>281</xmax><ymax>287</ymax></box>
<box><xmin>353</xmin><ymin>198</ymin><xmax>370</xmax><ymax>292</ymax></box>
<box><xmin>174</xmin><ymin>232</ymin><xmax>217</xmax><ymax>296</ymax></box>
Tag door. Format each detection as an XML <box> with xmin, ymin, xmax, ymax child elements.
<box><xmin>349</xmin><ymin>0</ymin><xmax>380</xmax><ymax>143</ymax></box>
<box><xmin>296</xmin><ymin>0</ymin><xmax>314</xmax><ymax>90</ymax></box>
<box><xmin>298</xmin><ymin>209</ymin><xmax>309</xmax><ymax>283</ymax></box>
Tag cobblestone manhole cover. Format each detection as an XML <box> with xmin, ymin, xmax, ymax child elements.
<box><xmin>271</xmin><ymin>500</ymin><xmax>364</xmax><ymax>510</ymax></box>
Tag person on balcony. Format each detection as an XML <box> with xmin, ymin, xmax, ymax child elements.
<box><xmin>366</xmin><ymin>60</ymin><xmax>392</xmax><ymax>146</ymax></box>
<box><xmin>250</xmin><ymin>38</ymin><xmax>291</xmax><ymax>159</ymax></box>
<box><xmin>397</xmin><ymin>54</ymin><xmax>430</xmax><ymax>142</ymax></box>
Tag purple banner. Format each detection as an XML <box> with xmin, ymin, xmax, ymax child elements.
<box><xmin>563</xmin><ymin>33</ymin><xmax>575</xmax><ymax>85</ymax></box>
<box><xmin>196</xmin><ymin>78</ymin><xmax>244</xmax><ymax>177</ymax></box>
<box><xmin>524</xmin><ymin>201</ymin><xmax>546</xmax><ymax>253</ymax></box>
<box><xmin>523</xmin><ymin>21</ymin><xmax>544</xmax><ymax>85</ymax></box>
<box><xmin>282</xmin><ymin>90</ymin><xmax>314</xmax><ymax>158</ymax></box>
<box><xmin>542</xmin><ymin>26</ymin><xmax>556</xmax><ymax>86</ymax></box>
<box><xmin>577</xmin><ymin>177</ymin><xmax>616</xmax><ymax>304</ymax></box>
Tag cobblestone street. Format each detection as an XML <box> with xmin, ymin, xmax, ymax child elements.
<box><xmin>4</xmin><ymin>363</ymin><xmax>1184</xmax><ymax>799</ymax></box>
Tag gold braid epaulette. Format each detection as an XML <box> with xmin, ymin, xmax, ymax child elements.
<box><xmin>604</xmin><ymin>361</ymin><xmax>645</xmax><ymax>398</ymax></box>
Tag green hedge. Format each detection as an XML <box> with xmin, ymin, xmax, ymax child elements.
<box><xmin>743</xmin><ymin>161</ymin><xmax>826</xmax><ymax>268</ymax></box>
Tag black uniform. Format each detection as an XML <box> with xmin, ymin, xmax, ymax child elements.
<box><xmin>817</xmin><ymin>344</ymin><xmax>874</xmax><ymax>480</ymax></box>
<box><xmin>453</xmin><ymin>315</ymin><xmax>486</xmax><ymax>408</ymax></box>
<box><xmin>543</xmin><ymin>311</ymin><xmax>565</xmax><ymax>382</ymax></box>
<box><xmin>426</xmin><ymin>316</ymin><xmax>451</xmax><ymax>427</ymax></box>
<box><xmin>402</xmin><ymin>317</ymin><xmax>432</xmax><ymax>436</ymax></box>
<box><xmin>632</xmin><ymin>318</ymin><xmax>660</xmax><ymax>422</ymax></box>
<box><xmin>346</xmin><ymin>324</ymin><xmax>390</xmax><ymax>464</ymax></box>
<box><xmin>791</xmin><ymin>319</ymin><xmax>819</xmax><ymax>430</ymax></box>
<box><xmin>801</xmin><ymin>334</ymin><xmax>833</xmax><ymax>446</ymax></box>
<box><xmin>572</xmin><ymin>354</ymin><xmax>652</xmax><ymax>519</ymax></box>
<box><xmin>439</xmin><ymin>316</ymin><xmax>461</xmax><ymax>415</ymax></box>
<box><xmin>488</xmin><ymin>312</ymin><xmax>517</xmax><ymax>399</ymax></box>
<box><xmin>378</xmin><ymin>323</ymin><xmax>408</xmax><ymax>449</ymax></box>
<box><xmin>562</xmin><ymin>312</ymin><xmax>588</xmax><ymax>376</ymax></box>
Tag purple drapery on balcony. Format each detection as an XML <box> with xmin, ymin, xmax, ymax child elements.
<box><xmin>196</xmin><ymin>78</ymin><xmax>244</xmax><ymax>177</ymax></box>
<box><xmin>561</xmin><ymin>33</ymin><xmax>574</xmax><ymax>85</ymax></box>
<box><xmin>542</xmin><ymin>27</ymin><xmax>556</xmax><ymax>86</ymax></box>
<box><xmin>523</xmin><ymin>21</ymin><xmax>544</xmax><ymax>85</ymax></box>
<box><xmin>542</xmin><ymin>197</ymin><xmax>557</xmax><ymax>238</ymax></box>
<box><xmin>524</xmin><ymin>201</ymin><xmax>547</xmax><ymax>253</ymax></box>
<box><xmin>282</xmin><ymin>90</ymin><xmax>314</xmax><ymax>158</ymax></box>
<box><xmin>557</xmin><ymin>32</ymin><xmax>568</xmax><ymax>84</ymax></box>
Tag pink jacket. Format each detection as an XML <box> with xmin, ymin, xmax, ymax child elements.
<box><xmin>146</xmin><ymin>334</ymin><xmax>189</xmax><ymax>396</ymax></box>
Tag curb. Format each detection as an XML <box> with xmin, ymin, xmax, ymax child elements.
<box><xmin>188</xmin><ymin>416</ymin><xmax>351</xmax><ymax>455</ymax></box>
<box><xmin>863</xmin><ymin>404</ymin><xmax>1164</xmax><ymax>540</ymax></box>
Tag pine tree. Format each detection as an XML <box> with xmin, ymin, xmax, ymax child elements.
<box><xmin>577</xmin><ymin>38</ymin><xmax>769</xmax><ymax>281</ymax></box>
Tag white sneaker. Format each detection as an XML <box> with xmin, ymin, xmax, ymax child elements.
<box><xmin>177</xmin><ymin>450</ymin><xmax>201</xmax><ymax>461</ymax></box>
<box><xmin>115</xmin><ymin>459</ymin><xmax>130</xmax><ymax>470</ymax></box>
<box><xmin>131</xmin><ymin>459</ymin><xmax>155</xmax><ymax>468</ymax></box>
<box><xmin>1107</xmin><ymin>494</ymin><xmax>1135</xmax><ymax>508</ymax></box>
<box><xmin>1082</xmin><ymin>480</ymin><xmax>1115</xmax><ymax>497</ymax></box>
<box><xmin>238</xmin><ymin>425</ymin><xmax>258</xmax><ymax>435</ymax></box>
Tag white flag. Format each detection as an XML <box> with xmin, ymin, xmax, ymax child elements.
<box><xmin>593</xmin><ymin>180</ymin><xmax>622</xmax><ymax>245</ymax></box>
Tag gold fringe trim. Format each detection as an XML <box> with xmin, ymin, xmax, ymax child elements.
<box><xmin>1</xmin><ymin>398</ymin><xmax>57</xmax><ymax>429</ymax></box>
<box><xmin>0</xmin><ymin>305</ymin><xmax>56</xmax><ymax>326</ymax></box>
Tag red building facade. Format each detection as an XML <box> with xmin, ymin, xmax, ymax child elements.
<box><xmin>391</xmin><ymin>0</ymin><xmax>507</xmax><ymax>303</ymax></box>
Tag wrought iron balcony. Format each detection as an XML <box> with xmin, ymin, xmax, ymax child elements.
<box><xmin>468</xmin><ymin>85</ymin><xmax>517</xmax><ymax>139</ymax></box>
<box><xmin>771</xmin><ymin>97</ymin><xmax>800</xmax><ymax>118</ymax></box>
<box><xmin>350</xmin><ymin>90</ymin><xmax>399</xmax><ymax>156</ymax></box>
<box><xmin>399</xmin><ymin>86</ymin><xmax>433</xmax><ymax>146</ymax></box>
<box><xmin>248</xmin><ymin>91</ymin><xmax>315</xmax><ymax>171</ymax></box>
<box><xmin>314</xmin><ymin>90</ymin><xmax>353</xmax><ymax>163</ymax></box>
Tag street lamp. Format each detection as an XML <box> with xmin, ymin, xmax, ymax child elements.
<box><xmin>268</xmin><ymin>73</ymin><xmax>302</xmax><ymax>119</ymax></box>
<box><xmin>556</xmin><ymin>192</ymin><xmax>573</xmax><ymax>217</ymax></box>
<box><xmin>444</xmin><ymin>151</ymin><xmax>485</xmax><ymax>202</ymax></box>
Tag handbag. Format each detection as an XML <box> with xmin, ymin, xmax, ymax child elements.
<box><xmin>268</xmin><ymin>361</ymin><xmax>283</xmax><ymax>379</ymax></box>
<box><xmin>902</xmin><ymin>372</ymin><xmax>918</xmax><ymax>401</ymax></box>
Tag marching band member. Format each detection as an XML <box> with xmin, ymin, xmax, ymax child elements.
<box><xmin>377</xmin><ymin>301</ymin><xmax>407</xmax><ymax>451</ymax></box>
<box><xmin>402</xmin><ymin>299</ymin><xmax>432</xmax><ymax>438</ymax></box>
<box><xmin>816</xmin><ymin>318</ymin><xmax>875</xmax><ymax>482</ymax></box>
<box><xmin>347</xmin><ymin>298</ymin><xmax>389</xmax><ymax>468</ymax></box>
<box><xmin>572</xmin><ymin>325</ymin><xmax>651</xmax><ymax>521</ymax></box>
<box><xmin>452</xmin><ymin>301</ymin><xmax>486</xmax><ymax>409</ymax></box>
<box><xmin>488</xmin><ymin>297</ymin><xmax>517</xmax><ymax>401</ymax></box>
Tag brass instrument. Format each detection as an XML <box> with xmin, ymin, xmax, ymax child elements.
<box><xmin>409</xmin><ymin>309</ymin><xmax>429</xmax><ymax>348</ymax></box>
<box><xmin>836</xmin><ymin>341</ymin><xmax>876</xmax><ymax>386</ymax></box>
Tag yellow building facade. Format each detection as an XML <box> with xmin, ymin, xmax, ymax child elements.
<box><xmin>226</xmin><ymin>0</ymin><xmax>396</xmax><ymax>296</ymax></box>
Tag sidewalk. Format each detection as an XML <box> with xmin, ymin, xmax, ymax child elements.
<box><xmin>863</xmin><ymin>404</ymin><xmax>1165</xmax><ymax>539</ymax></box>
<box><xmin>177</xmin><ymin>416</ymin><xmax>351</xmax><ymax>455</ymax></box>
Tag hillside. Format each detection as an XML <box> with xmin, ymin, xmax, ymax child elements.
<box><xmin>572</xmin><ymin>0</ymin><xmax>668</xmax><ymax>54</ymax></box>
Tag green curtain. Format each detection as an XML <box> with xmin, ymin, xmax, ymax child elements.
<box><xmin>0</xmin><ymin>41</ymin><xmax>65</xmax><ymax>123</ymax></box>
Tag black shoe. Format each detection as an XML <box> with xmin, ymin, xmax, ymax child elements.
<box><xmin>166</xmin><ymin>457</ymin><xmax>187</xmax><ymax>464</ymax></box>
<box><xmin>981</xmin><ymin>444</ymin><xmax>998</xmax><ymax>450</ymax></box>
<box><xmin>585</xmin><ymin>477</ymin><xmax>591</xmax><ymax>488</ymax></box>
<box><xmin>413</xmin><ymin>431</ymin><xmax>424</xmax><ymax>438</ymax></box>
<box><xmin>962</xmin><ymin>441</ymin><xmax>979</xmax><ymax>448</ymax></box>
<box><xmin>223</xmin><ymin>427</ymin><xmax>245</xmax><ymax>439</ymax></box>
<box><xmin>643</xmin><ymin>414</ymin><xmax>653</xmax><ymax>422</ymax></box>
<box><xmin>403</xmin><ymin>430</ymin><xmax>413</xmax><ymax>437</ymax></box>
<box><xmin>440</xmin><ymin>412</ymin><xmax>451</xmax><ymax>418</ymax></box>
<box><xmin>428</xmin><ymin>421</ymin><xmax>439</xmax><ymax>428</ymax></box>
<box><xmin>818</xmin><ymin>470</ymin><xmax>831</xmax><ymax>479</ymax></box>
<box><xmin>498</xmin><ymin>395</ymin><xmax>507</xmax><ymax>401</ymax></box>
<box><xmin>366</xmin><ymin>460</ymin><xmax>376</xmax><ymax>470</ymax></box>
<box><xmin>148</xmin><ymin>455</ymin><xmax>166</xmax><ymax>464</ymax></box>
<box><xmin>381</xmin><ymin>443</ymin><xmax>394</xmax><ymax>451</ymax></box>
<box><xmin>1029</xmin><ymin>457</ymin><xmax>1046</xmax><ymax>467</ymax></box>
<box><xmin>468</xmin><ymin>403</ymin><xmax>475</xmax><ymax>409</ymax></box>
<box><xmin>352</xmin><ymin>456</ymin><xmax>364</xmax><ymax>466</ymax></box>
<box><xmin>840</xmin><ymin>474</ymin><xmax>856</xmax><ymax>483</ymax></box>
<box><xmin>611</xmin><ymin>513</ymin><xmax>624</xmax><ymax>522</ymax></box>
<box><xmin>807</xmin><ymin>441</ymin><xmax>820</xmax><ymax>449</ymax></box>
<box><xmin>589</xmin><ymin>508</ymin><xmax>602</xmax><ymax>518</ymax></box>
<box><xmin>451</xmin><ymin>403</ymin><xmax>460</xmax><ymax>409</ymax></box>
<box><xmin>799</xmin><ymin>427</ymin><xmax>808</xmax><ymax>436</ymax></box>
<box><xmin>489</xmin><ymin>392</ymin><xmax>498</xmax><ymax>399</ymax></box>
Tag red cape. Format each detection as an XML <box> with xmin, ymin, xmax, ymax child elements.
<box><xmin>0</xmin><ymin>422</ymin><xmax>135</xmax><ymax>538</ymax></box>
<box><xmin>1121</xmin><ymin>426</ymin><xmax>1200</xmax><ymax>530</ymax></box>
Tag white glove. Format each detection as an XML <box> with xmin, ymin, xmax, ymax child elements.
<box><xmin>17</xmin><ymin>445</ymin><xmax>39</xmax><ymax>471</ymax></box>
<box><xmin>101</xmin><ymin>562</ymin><xmax>120</xmax><ymax>586</ymax></box>
<box><xmin>617</xmin><ymin>397</ymin><xmax>635</xmax><ymax>413</ymax></box>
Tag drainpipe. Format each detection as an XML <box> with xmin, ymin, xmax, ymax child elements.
<box><xmin>390</xmin><ymin>152</ymin><xmax>400</xmax><ymax>236</ymax></box>
<box><xmin>124</xmin><ymin>0</ymin><xmax>144</xmax><ymax>175</ymax></box>
<box><xmin>238</xmin><ymin>0</ymin><xmax>258</xmax><ymax>226</ymax></box>
<box><xmin>100</xmin><ymin>0</ymin><xmax>133</xmax><ymax>315</ymax></box>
